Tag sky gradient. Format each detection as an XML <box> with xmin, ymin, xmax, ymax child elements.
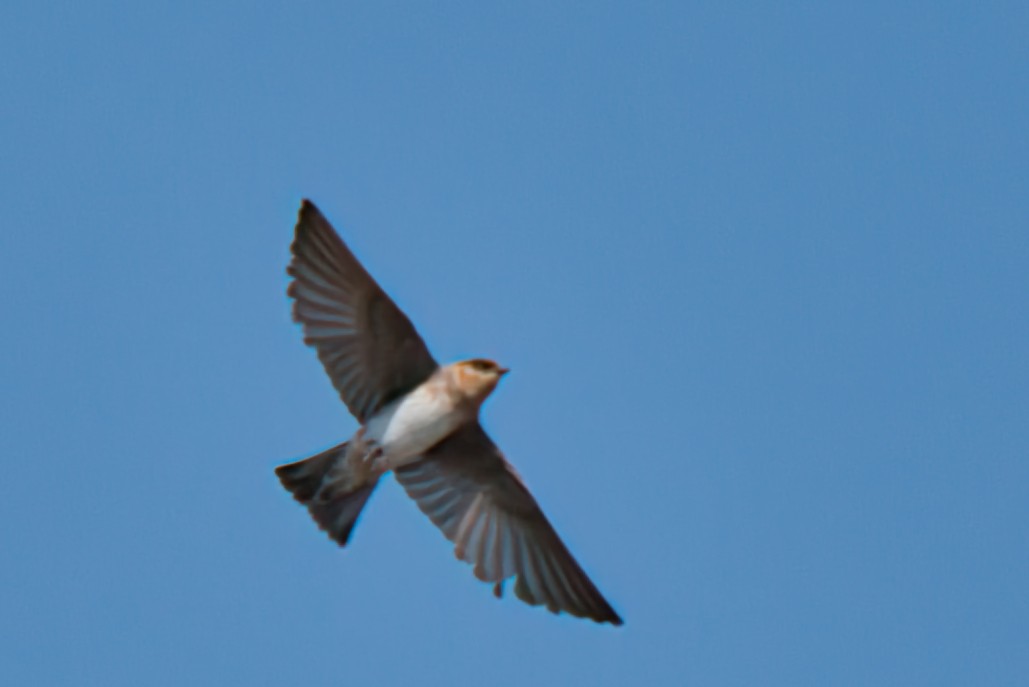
<box><xmin>2</xmin><ymin>2</ymin><xmax>1027</xmax><ymax>685</ymax></box>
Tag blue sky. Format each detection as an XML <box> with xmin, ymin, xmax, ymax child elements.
<box><xmin>1</xmin><ymin>2</ymin><xmax>1026</xmax><ymax>685</ymax></box>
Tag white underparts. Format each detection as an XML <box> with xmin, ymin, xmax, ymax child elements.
<box><xmin>358</xmin><ymin>383</ymin><xmax>466</xmax><ymax>470</ymax></box>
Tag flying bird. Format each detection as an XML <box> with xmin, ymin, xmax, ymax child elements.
<box><xmin>275</xmin><ymin>200</ymin><xmax>622</xmax><ymax>626</ymax></box>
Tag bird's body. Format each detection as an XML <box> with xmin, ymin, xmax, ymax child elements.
<box><xmin>359</xmin><ymin>371</ymin><xmax>463</xmax><ymax>466</ymax></box>
<box><xmin>330</xmin><ymin>365</ymin><xmax>485</xmax><ymax>490</ymax></box>
<box><xmin>276</xmin><ymin>200</ymin><xmax>622</xmax><ymax>626</ymax></box>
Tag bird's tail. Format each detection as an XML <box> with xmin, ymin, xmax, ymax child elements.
<box><xmin>275</xmin><ymin>441</ymin><xmax>378</xmax><ymax>547</ymax></box>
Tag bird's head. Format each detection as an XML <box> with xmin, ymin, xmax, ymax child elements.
<box><xmin>452</xmin><ymin>358</ymin><xmax>509</xmax><ymax>402</ymax></box>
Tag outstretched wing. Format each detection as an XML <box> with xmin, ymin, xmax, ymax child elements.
<box><xmin>394</xmin><ymin>423</ymin><xmax>623</xmax><ymax>625</ymax></box>
<box><xmin>287</xmin><ymin>200</ymin><xmax>438</xmax><ymax>422</ymax></box>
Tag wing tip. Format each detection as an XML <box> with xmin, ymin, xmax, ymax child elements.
<box><xmin>294</xmin><ymin>199</ymin><xmax>320</xmax><ymax>237</ymax></box>
<box><xmin>595</xmin><ymin>602</ymin><xmax>625</xmax><ymax>626</ymax></box>
<box><xmin>299</xmin><ymin>197</ymin><xmax>318</xmax><ymax>215</ymax></box>
<box><xmin>511</xmin><ymin>571</ymin><xmax>624</xmax><ymax>626</ymax></box>
<box><xmin>293</xmin><ymin>199</ymin><xmax>330</xmax><ymax>242</ymax></box>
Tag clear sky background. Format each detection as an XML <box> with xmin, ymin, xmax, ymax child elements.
<box><xmin>1</xmin><ymin>2</ymin><xmax>1026</xmax><ymax>685</ymax></box>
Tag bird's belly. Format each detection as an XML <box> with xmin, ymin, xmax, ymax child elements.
<box><xmin>363</xmin><ymin>389</ymin><xmax>462</xmax><ymax>467</ymax></box>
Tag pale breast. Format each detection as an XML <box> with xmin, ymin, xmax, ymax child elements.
<box><xmin>362</xmin><ymin>384</ymin><xmax>466</xmax><ymax>467</ymax></box>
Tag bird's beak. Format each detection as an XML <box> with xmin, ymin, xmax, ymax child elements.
<box><xmin>497</xmin><ymin>367</ymin><xmax>510</xmax><ymax>376</ymax></box>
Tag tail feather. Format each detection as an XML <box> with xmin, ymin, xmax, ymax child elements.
<box><xmin>275</xmin><ymin>441</ymin><xmax>379</xmax><ymax>547</ymax></box>
<box><xmin>307</xmin><ymin>484</ymin><xmax>376</xmax><ymax>546</ymax></box>
<box><xmin>275</xmin><ymin>442</ymin><xmax>345</xmax><ymax>503</ymax></box>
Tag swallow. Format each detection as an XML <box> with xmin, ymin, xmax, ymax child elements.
<box><xmin>275</xmin><ymin>200</ymin><xmax>622</xmax><ymax>626</ymax></box>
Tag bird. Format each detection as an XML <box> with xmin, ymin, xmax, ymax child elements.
<box><xmin>275</xmin><ymin>199</ymin><xmax>623</xmax><ymax>626</ymax></box>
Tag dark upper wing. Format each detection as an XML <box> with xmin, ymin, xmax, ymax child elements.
<box><xmin>394</xmin><ymin>423</ymin><xmax>623</xmax><ymax>625</ymax></box>
<box><xmin>287</xmin><ymin>200</ymin><xmax>438</xmax><ymax>422</ymax></box>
